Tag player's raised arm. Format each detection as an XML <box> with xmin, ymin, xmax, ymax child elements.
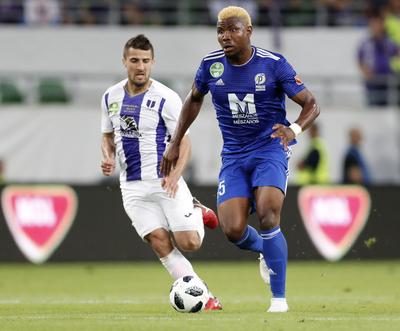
<box><xmin>271</xmin><ymin>89</ymin><xmax>320</xmax><ymax>149</ymax></box>
<box><xmin>161</xmin><ymin>84</ymin><xmax>205</xmax><ymax>176</ymax></box>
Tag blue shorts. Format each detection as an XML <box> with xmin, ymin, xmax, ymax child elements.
<box><xmin>216</xmin><ymin>146</ymin><xmax>291</xmax><ymax>208</ymax></box>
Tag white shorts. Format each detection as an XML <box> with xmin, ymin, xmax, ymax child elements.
<box><xmin>120</xmin><ymin>177</ymin><xmax>204</xmax><ymax>241</ymax></box>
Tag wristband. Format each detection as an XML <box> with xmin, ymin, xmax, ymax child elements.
<box><xmin>289</xmin><ymin>123</ymin><xmax>302</xmax><ymax>137</ymax></box>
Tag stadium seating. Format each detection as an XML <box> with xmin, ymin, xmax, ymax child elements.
<box><xmin>0</xmin><ymin>80</ymin><xmax>24</xmax><ymax>104</ymax></box>
<box><xmin>38</xmin><ymin>78</ymin><xmax>70</xmax><ymax>103</ymax></box>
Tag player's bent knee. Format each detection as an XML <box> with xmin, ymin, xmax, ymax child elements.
<box><xmin>259</xmin><ymin>210</ymin><xmax>280</xmax><ymax>230</ymax></box>
<box><xmin>179</xmin><ymin>240</ymin><xmax>201</xmax><ymax>252</ymax></box>
<box><xmin>222</xmin><ymin>224</ymin><xmax>246</xmax><ymax>242</ymax></box>
<box><xmin>174</xmin><ymin>232</ymin><xmax>201</xmax><ymax>252</ymax></box>
<box><xmin>145</xmin><ymin>229</ymin><xmax>173</xmax><ymax>257</ymax></box>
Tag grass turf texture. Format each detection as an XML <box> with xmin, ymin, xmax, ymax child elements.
<box><xmin>0</xmin><ymin>261</ymin><xmax>399</xmax><ymax>331</ymax></box>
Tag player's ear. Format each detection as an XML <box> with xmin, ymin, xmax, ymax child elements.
<box><xmin>246</xmin><ymin>25</ymin><xmax>253</xmax><ymax>37</ymax></box>
<box><xmin>122</xmin><ymin>57</ymin><xmax>127</xmax><ymax>68</ymax></box>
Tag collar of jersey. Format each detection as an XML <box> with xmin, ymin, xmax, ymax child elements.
<box><xmin>123</xmin><ymin>79</ymin><xmax>153</xmax><ymax>98</ymax></box>
<box><xmin>230</xmin><ymin>46</ymin><xmax>255</xmax><ymax>67</ymax></box>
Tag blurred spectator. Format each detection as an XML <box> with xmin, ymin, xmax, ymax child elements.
<box><xmin>60</xmin><ymin>0</ymin><xmax>77</xmax><ymax>24</ymax></box>
<box><xmin>23</xmin><ymin>0</ymin><xmax>60</xmax><ymax>25</ymax></box>
<box><xmin>62</xmin><ymin>0</ymin><xmax>109</xmax><ymax>25</ymax></box>
<box><xmin>366</xmin><ymin>0</ymin><xmax>389</xmax><ymax>15</ymax></box>
<box><xmin>319</xmin><ymin>0</ymin><xmax>358</xmax><ymax>26</ymax></box>
<box><xmin>85</xmin><ymin>0</ymin><xmax>109</xmax><ymax>25</ymax></box>
<box><xmin>208</xmin><ymin>0</ymin><xmax>258</xmax><ymax>24</ymax></box>
<box><xmin>385</xmin><ymin>0</ymin><xmax>400</xmax><ymax>45</ymax></box>
<box><xmin>357</xmin><ymin>13</ymin><xmax>400</xmax><ymax>106</ymax></box>
<box><xmin>257</xmin><ymin>0</ymin><xmax>282</xmax><ymax>48</ymax></box>
<box><xmin>120</xmin><ymin>0</ymin><xmax>162</xmax><ymax>25</ymax></box>
<box><xmin>296</xmin><ymin>123</ymin><xmax>330</xmax><ymax>185</ymax></box>
<box><xmin>0</xmin><ymin>0</ymin><xmax>376</xmax><ymax>27</ymax></box>
<box><xmin>186</xmin><ymin>1</ymin><xmax>206</xmax><ymax>25</ymax></box>
<box><xmin>155</xmin><ymin>0</ymin><xmax>178</xmax><ymax>25</ymax></box>
<box><xmin>282</xmin><ymin>0</ymin><xmax>317</xmax><ymax>26</ymax></box>
<box><xmin>120</xmin><ymin>0</ymin><xmax>144</xmax><ymax>25</ymax></box>
<box><xmin>0</xmin><ymin>0</ymin><xmax>24</xmax><ymax>23</ymax></box>
<box><xmin>342</xmin><ymin>128</ymin><xmax>372</xmax><ymax>184</ymax></box>
<box><xmin>258</xmin><ymin>0</ymin><xmax>273</xmax><ymax>26</ymax></box>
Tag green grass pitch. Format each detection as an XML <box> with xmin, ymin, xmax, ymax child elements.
<box><xmin>0</xmin><ymin>261</ymin><xmax>399</xmax><ymax>331</ymax></box>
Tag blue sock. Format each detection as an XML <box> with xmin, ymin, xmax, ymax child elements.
<box><xmin>233</xmin><ymin>225</ymin><xmax>263</xmax><ymax>253</ymax></box>
<box><xmin>261</xmin><ymin>226</ymin><xmax>288</xmax><ymax>298</ymax></box>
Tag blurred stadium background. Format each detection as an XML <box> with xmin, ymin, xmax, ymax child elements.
<box><xmin>0</xmin><ymin>1</ymin><xmax>399</xmax><ymax>330</ymax></box>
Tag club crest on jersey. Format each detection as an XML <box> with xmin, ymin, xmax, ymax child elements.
<box><xmin>146</xmin><ymin>99</ymin><xmax>156</xmax><ymax>109</ymax></box>
<box><xmin>255</xmin><ymin>73</ymin><xmax>266</xmax><ymax>91</ymax></box>
<box><xmin>210</xmin><ymin>62</ymin><xmax>224</xmax><ymax>78</ymax></box>
<box><xmin>120</xmin><ymin>115</ymin><xmax>142</xmax><ymax>138</ymax></box>
<box><xmin>108</xmin><ymin>102</ymin><xmax>119</xmax><ymax>115</ymax></box>
<box><xmin>145</xmin><ymin>96</ymin><xmax>162</xmax><ymax>110</ymax></box>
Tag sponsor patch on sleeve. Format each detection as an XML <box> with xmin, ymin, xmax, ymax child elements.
<box><xmin>295</xmin><ymin>75</ymin><xmax>303</xmax><ymax>85</ymax></box>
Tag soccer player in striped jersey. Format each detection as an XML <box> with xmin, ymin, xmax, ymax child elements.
<box><xmin>101</xmin><ymin>35</ymin><xmax>221</xmax><ymax>310</ymax></box>
<box><xmin>161</xmin><ymin>7</ymin><xmax>320</xmax><ymax>312</ymax></box>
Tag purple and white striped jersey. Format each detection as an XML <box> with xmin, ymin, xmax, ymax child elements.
<box><xmin>101</xmin><ymin>78</ymin><xmax>184</xmax><ymax>182</ymax></box>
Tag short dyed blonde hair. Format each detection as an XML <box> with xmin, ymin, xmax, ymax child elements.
<box><xmin>217</xmin><ymin>6</ymin><xmax>252</xmax><ymax>27</ymax></box>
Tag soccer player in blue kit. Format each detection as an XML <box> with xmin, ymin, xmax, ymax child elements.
<box><xmin>161</xmin><ymin>6</ymin><xmax>320</xmax><ymax>312</ymax></box>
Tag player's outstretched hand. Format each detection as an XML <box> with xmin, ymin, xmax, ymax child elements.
<box><xmin>101</xmin><ymin>158</ymin><xmax>115</xmax><ymax>176</ymax></box>
<box><xmin>270</xmin><ymin>123</ymin><xmax>296</xmax><ymax>149</ymax></box>
<box><xmin>161</xmin><ymin>142</ymin><xmax>179</xmax><ymax>176</ymax></box>
<box><xmin>161</xmin><ymin>174</ymin><xmax>180</xmax><ymax>198</ymax></box>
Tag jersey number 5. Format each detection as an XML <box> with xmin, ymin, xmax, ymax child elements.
<box><xmin>218</xmin><ymin>180</ymin><xmax>225</xmax><ymax>196</ymax></box>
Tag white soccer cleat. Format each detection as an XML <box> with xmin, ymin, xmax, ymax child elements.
<box><xmin>259</xmin><ymin>254</ymin><xmax>270</xmax><ymax>284</ymax></box>
<box><xmin>267</xmin><ymin>298</ymin><xmax>289</xmax><ymax>313</ymax></box>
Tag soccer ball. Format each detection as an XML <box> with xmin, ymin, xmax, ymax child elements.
<box><xmin>169</xmin><ymin>275</ymin><xmax>210</xmax><ymax>313</ymax></box>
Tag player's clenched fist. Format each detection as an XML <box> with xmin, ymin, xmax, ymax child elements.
<box><xmin>101</xmin><ymin>158</ymin><xmax>115</xmax><ymax>176</ymax></box>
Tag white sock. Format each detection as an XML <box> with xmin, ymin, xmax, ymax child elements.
<box><xmin>193</xmin><ymin>207</ymin><xmax>205</xmax><ymax>243</ymax></box>
<box><xmin>159</xmin><ymin>248</ymin><xmax>214</xmax><ymax>298</ymax></box>
<box><xmin>159</xmin><ymin>248</ymin><xmax>198</xmax><ymax>280</ymax></box>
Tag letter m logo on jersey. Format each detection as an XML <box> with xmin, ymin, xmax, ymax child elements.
<box><xmin>228</xmin><ymin>93</ymin><xmax>256</xmax><ymax>115</ymax></box>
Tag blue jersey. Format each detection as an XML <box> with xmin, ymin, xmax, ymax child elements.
<box><xmin>194</xmin><ymin>47</ymin><xmax>306</xmax><ymax>155</ymax></box>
